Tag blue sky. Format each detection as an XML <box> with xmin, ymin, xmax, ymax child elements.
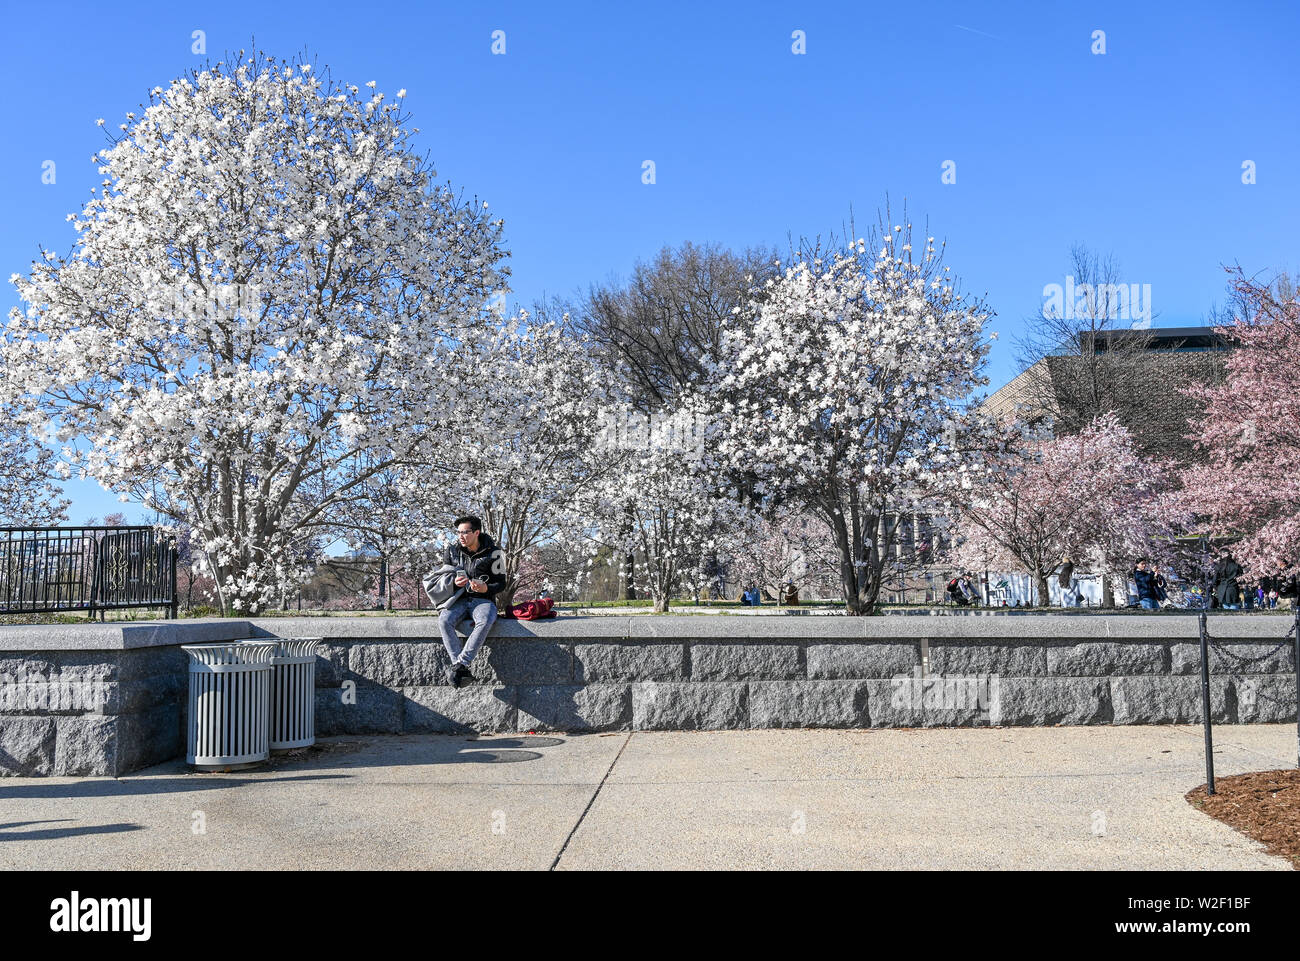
<box><xmin>3</xmin><ymin>0</ymin><xmax>1298</xmax><ymax>523</ymax></box>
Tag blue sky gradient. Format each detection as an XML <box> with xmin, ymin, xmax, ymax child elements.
<box><xmin>3</xmin><ymin>0</ymin><xmax>1297</xmax><ymax>522</ymax></box>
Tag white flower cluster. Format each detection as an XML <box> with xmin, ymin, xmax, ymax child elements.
<box><xmin>2</xmin><ymin>56</ymin><xmax>507</xmax><ymax>611</ymax></box>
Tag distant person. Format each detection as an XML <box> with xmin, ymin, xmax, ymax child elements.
<box><xmin>1058</xmin><ymin>557</ymin><xmax>1080</xmax><ymax>607</ymax></box>
<box><xmin>1262</xmin><ymin>558</ymin><xmax>1298</xmax><ymax>610</ymax></box>
<box><xmin>438</xmin><ymin>515</ymin><xmax>506</xmax><ymax>688</ymax></box>
<box><xmin>946</xmin><ymin>575</ymin><xmax>970</xmax><ymax>607</ymax></box>
<box><xmin>1151</xmin><ymin>563</ymin><xmax>1170</xmax><ymax>608</ymax></box>
<box><xmin>1212</xmin><ymin>551</ymin><xmax>1242</xmax><ymax>610</ymax></box>
<box><xmin>1133</xmin><ymin>558</ymin><xmax>1162</xmax><ymax>611</ymax></box>
<box><xmin>780</xmin><ymin>581</ymin><xmax>799</xmax><ymax>605</ymax></box>
<box><xmin>959</xmin><ymin>573</ymin><xmax>980</xmax><ymax>606</ymax></box>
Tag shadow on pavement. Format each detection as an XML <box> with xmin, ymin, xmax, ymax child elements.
<box><xmin>0</xmin><ymin>821</ymin><xmax>144</xmax><ymax>842</ymax></box>
<box><xmin>0</xmin><ymin>773</ymin><xmax>347</xmax><ymax>801</ymax></box>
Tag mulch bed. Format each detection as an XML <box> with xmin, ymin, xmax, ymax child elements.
<box><xmin>1186</xmin><ymin>769</ymin><xmax>1300</xmax><ymax>868</ymax></box>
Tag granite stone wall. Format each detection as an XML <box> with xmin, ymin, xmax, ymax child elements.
<box><xmin>280</xmin><ymin>619</ymin><xmax>1296</xmax><ymax>736</ymax></box>
<box><xmin>1</xmin><ymin>614</ymin><xmax>1295</xmax><ymax>777</ymax></box>
<box><xmin>0</xmin><ymin>621</ymin><xmax>252</xmax><ymax>776</ymax></box>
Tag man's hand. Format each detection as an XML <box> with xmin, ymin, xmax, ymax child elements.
<box><xmin>469</xmin><ymin>579</ymin><xmax>487</xmax><ymax>593</ymax></box>
<box><xmin>454</xmin><ymin>575</ymin><xmax>469</xmax><ymax>588</ymax></box>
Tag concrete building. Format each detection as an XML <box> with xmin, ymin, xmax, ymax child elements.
<box><xmin>983</xmin><ymin>326</ymin><xmax>1231</xmax><ymax>463</ymax></box>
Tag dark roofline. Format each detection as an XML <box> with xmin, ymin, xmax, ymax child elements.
<box><xmin>1077</xmin><ymin>325</ymin><xmax>1232</xmax><ymax>352</ymax></box>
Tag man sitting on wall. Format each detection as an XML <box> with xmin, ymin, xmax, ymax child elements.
<box><xmin>439</xmin><ymin>515</ymin><xmax>507</xmax><ymax>688</ymax></box>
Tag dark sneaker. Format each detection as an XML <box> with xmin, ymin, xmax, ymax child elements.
<box><xmin>445</xmin><ymin>665</ymin><xmax>460</xmax><ymax>686</ymax></box>
<box><xmin>454</xmin><ymin>664</ymin><xmax>475</xmax><ymax>688</ymax></box>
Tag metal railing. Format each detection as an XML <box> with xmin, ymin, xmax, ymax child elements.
<box><xmin>0</xmin><ymin>526</ymin><xmax>178</xmax><ymax>619</ymax></box>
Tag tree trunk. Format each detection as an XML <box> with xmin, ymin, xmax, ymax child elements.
<box><xmin>1035</xmin><ymin>574</ymin><xmax>1050</xmax><ymax>608</ymax></box>
<box><xmin>621</xmin><ymin>552</ymin><xmax>637</xmax><ymax>601</ymax></box>
<box><xmin>1102</xmin><ymin>571</ymin><xmax>1119</xmax><ymax>608</ymax></box>
<box><xmin>653</xmin><ymin>594</ymin><xmax>670</xmax><ymax>613</ymax></box>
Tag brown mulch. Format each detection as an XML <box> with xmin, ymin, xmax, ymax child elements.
<box><xmin>1186</xmin><ymin>769</ymin><xmax>1300</xmax><ymax>868</ymax></box>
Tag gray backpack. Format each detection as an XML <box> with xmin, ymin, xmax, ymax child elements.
<box><xmin>422</xmin><ymin>564</ymin><xmax>467</xmax><ymax>611</ymax></box>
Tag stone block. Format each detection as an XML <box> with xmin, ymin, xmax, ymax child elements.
<box><xmin>690</xmin><ymin>643</ymin><xmax>801</xmax><ymax>681</ymax></box>
<box><xmin>478</xmin><ymin>641</ymin><xmax>572</xmax><ymax>685</ymax></box>
<box><xmin>313</xmin><ymin>642</ymin><xmax>352</xmax><ymax>687</ymax></box>
<box><xmin>114</xmin><ymin>675</ymin><xmax>186</xmax><ymax>716</ymax></box>
<box><xmin>572</xmin><ymin>643</ymin><xmax>686</xmax><ymax>682</ymax></box>
<box><xmin>806</xmin><ymin>643</ymin><xmax>917</xmax><ymax>679</ymax></box>
<box><xmin>402</xmin><ymin>686</ymin><xmax>517</xmax><ymax>734</ymax></box>
<box><xmin>0</xmin><ymin>716</ymin><xmax>57</xmax><ymax>776</ymax></box>
<box><xmin>1169</xmin><ymin>641</ymin><xmax>1295</xmax><ymax>676</ymax></box>
<box><xmin>54</xmin><ymin>715</ymin><xmax>120</xmax><ymax>776</ymax></box>
<box><xmin>118</xmin><ymin>704</ymin><xmax>184</xmax><ymax>774</ymax></box>
<box><xmin>928</xmin><ymin>641</ymin><xmax>1046</xmax><ymax>676</ymax></box>
<box><xmin>863</xmin><ymin>678</ymin><xmax>924</xmax><ymax>728</ymax></box>
<box><xmin>118</xmin><ymin>647</ymin><xmax>187</xmax><ymax>681</ymax></box>
<box><xmin>1110</xmin><ymin>676</ymin><xmax>1232</xmax><ymax>724</ymax></box>
<box><xmin>632</xmin><ymin>682</ymin><xmax>747</xmax><ymax>730</ymax></box>
<box><xmin>1232</xmin><ymin>675</ymin><xmax>1298</xmax><ymax>723</ymax></box>
<box><xmin>516</xmin><ymin>685</ymin><xmax>632</xmax><ymax>732</ymax></box>
<box><xmin>991</xmin><ymin>678</ymin><xmax>1111</xmax><ymax>726</ymax></box>
<box><xmin>1045</xmin><ymin>642</ymin><xmax>1167</xmax><ymax>677</ymax></box>
<box><xmin>748</xmin><ymin>680</ymin><xmax>870</xmax><ymax>728</ymax></box>
<box><xmin>314</xmin><ymin>686</ymin><xmax>403</xmax><ymax>735</ymax></box>
<box><xmin>349</xmin><ymin>642</ymin><xmax>452</xmax><ymax>687</ymax></box>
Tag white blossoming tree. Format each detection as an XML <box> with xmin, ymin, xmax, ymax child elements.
<box><xmin>0</xmin><ymin>414</ymin><xmax>70</xmax><ymax>526</ymax></box>
<box><xmin>2</xmin><ymin>51</ymin><xmax>508</xmax><ymax>614</ymax></box>
<box><xmin>702</xmin><ymin>219</ymin><xmax>1007</xmax><ymax>614</ymax></box>
<box><xmin>576</xmin><ymin>402</ymin><xmax>741</xmax><ymax>612</ymax></box>
<box><xmin>406</xmin><ymin>314</ymin><xmax>618</xmax><ymax>608</ymax></box>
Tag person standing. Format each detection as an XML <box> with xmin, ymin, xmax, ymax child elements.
<box><xmin>1058</xmin><ymin>556</ymin><xmax>1080</xmax><ymax>607</ymax></box>
<box><xmin>438</xmin><ymin>515</ymin><xmax>507</xmax><ymax>688</ymax></box>
<box><xmin>1212</xmin><ymin>551</ymin><xmax>1242</xmax><ymax>610</ymax></box>
<box><xmin>1133</xmin><ymin>558</ymin><xmax>1161</xmax><ymax>610</ymax></box>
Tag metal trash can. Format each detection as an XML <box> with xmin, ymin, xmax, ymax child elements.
<box><xmin>269</xmin><ymin>637</ymin><xmax>322</xmax><ymax>752</ymax></box>
<box><xmin>182</xmin><ymin>641</ymin><xmax>276</xmax><ymax>770</ymax></box>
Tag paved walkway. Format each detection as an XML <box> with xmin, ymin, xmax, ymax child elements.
<box><xmin>0</xmin><ymin>725</ymin><xmax>1294</xmax><ymax>870</ymax></box>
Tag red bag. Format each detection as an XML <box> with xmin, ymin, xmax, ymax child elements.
<box><xmin>500</xmin><ymin>597</ymin><xmax>557</xmax><ymax>620</ymax></box>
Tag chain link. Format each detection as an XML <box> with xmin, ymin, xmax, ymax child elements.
<box><xmin>1201</xmin><ymin>619</ymin><xmax>1297</xmax><ymax>708</ymax></box>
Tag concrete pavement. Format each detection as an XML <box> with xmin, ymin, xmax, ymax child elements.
<box><xmin>0</xmin><ymin>725</ymin><xmax>1294</xmax><ymax>870</ymax></box>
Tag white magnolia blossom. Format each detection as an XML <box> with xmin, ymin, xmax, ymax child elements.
<box><xmin>575</xmin><ymin>396</ymin><xmax>744</xmax><ymax>612</ymax></box>
<box><xmin>699</xmin><ymin>228</ymin><xmax>1009</xmax><ymax>614</ymax></box>
<box><xmin>346</xmin><ymin>314</ymin><xmax>618</xmax><ymax>606</ymax></box>
<box><xmin>2</xmin><ymin>54</ymin><xmax>507</xmax><ymax>613</ymax></box>
<box><xmin>0</xmin><ymin>412</ymin><xmax>70</xmax><ymax>526</ymax></box>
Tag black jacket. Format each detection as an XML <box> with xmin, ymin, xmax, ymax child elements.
<box><xmin>1134</xmin><ymin>568</ymin><xmax>1162</xmax><ymax>602</ymax></box>
<box><xmin>442</xmin><ymin>533</ymin><xmax>507</xmax><ymax>600</ymax></box>
<box><xmin>1212</xmin><ymin>558</ymin><xmax>1242</xmax><ymax>606</ymax></box>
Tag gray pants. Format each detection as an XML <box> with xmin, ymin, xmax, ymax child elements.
<box><xmin>439</xmin><ymin>596</ymin><xmax>498</xmax><ymax>666</ymax></box>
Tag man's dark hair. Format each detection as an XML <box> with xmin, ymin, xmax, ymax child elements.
<box><xmin>1136</xmin><ymin>557</ymin><xmax>1150</xmax><ymax>566</ymax></box>
<box><xmin>454</xmin><ymin>515</ymin><xmax>483</xmax><ymax>532</ymax></box>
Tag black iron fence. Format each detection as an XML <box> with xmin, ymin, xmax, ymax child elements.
<box><xmin>0</xmin><ymin>526</ymin><xmax>178</xmax><ymax>619</ymax></box>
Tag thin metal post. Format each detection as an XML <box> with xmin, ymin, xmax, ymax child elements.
<box><xmin>170</xmin><ymin>538</ymin><xmax>179</xmax><ymax>620</ymax></box>
<box><xmin>1294</xmin><ymin>604</ymin><xmax>1299</xmax><ymax>769</ymax></box>
<box><xmin>1199</xmin><ymin>610</ymin><xmax>1215</xmax><ymax>795</ymax></box>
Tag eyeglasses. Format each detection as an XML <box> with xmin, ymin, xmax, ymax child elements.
<box><xmin>456</xmin><ymin>529</ymin><xmax>476</xmax><ymax>536</ymax></box>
